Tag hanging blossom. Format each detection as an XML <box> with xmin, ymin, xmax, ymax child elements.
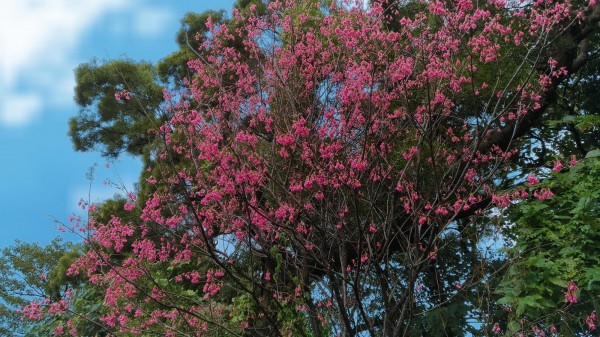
<box><xmin>565</xmin><ymin>281</ymin><xmax>578</xmax><ymax>303</ymax></box>
<box><xmin>534</xmin><ymin>188</ymin><xmax>554</xmax><ymax>201</ymax></box>
<box><xmin>570</xmin><ymin>155</ymin><xmax>579</xmax><ymax>167</ymax></box>
<box><xmin>552</xmin><ymin>159</ymin><xmax>563</xmax><ymax>172</ymax></box>
<box><xmin>527</xmin><ymin>173</ymin><xmax>540</xmax><ymax>185</ymax></box>
<box><xmin>587</xmin><ymin>312</ymin><xmax>597</xmax><ymax>331</ymax></box>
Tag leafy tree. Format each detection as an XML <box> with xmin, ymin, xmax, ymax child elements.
<box><xmin>70</xmin><ymin>59</ymin><xmax>166</xmax><ymax>158</ymax></box>
<box><xmin>0</xmin><ymin>239</ymin><xmax>80</xmax><ymax>336</ymax></box>
<box><xmin>497</xmin><ymin>152</ymin><xmax>600</xmax><ymax>336</ymax></box>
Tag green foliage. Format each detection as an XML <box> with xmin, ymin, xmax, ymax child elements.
<box><xmin>70</xmin><ymin>59</ymin><xmax>166</xmax><ymax>158</ymax></box>
<box><xmin>0</xmin><ymin>238</ymin><xmax>79</xmax><ymax>337</ymax></box>
<box><xmin>498</xmin><ymin>156</ymin><xmax>600</xmax><ymax>334</ymax></box>
<box><xmin>0</xmin><ymin>238</ymin><xmax>115</xmax><ymax>336</ymax></box>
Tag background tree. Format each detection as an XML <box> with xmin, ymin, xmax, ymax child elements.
<box><xmin>0</xmin><ymin>239</ymin><xmax>82</xmax><ymax>336</ymax></box>
<box><xmin>496</xmin><ymin>151</ymin><xmax>600</xmax><ymax>336</ymax></box>
<box><xmin>70</xmin><ymin>59</ymin><xmax>166</xmax><ymax>159</ymax></box>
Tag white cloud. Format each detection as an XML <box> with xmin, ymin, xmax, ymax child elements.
<box><xmin>0</xmin><ymin>93</ymin><xmax>42</xmax><ymax>126</ymax></box>
<box><xmin>133</xmin><ymin>8</ymin><xmax>175</xmax><ymax>38</ymax></box>
<box><xmin>0</xmin><ymin>0</ymin><xmax>179</xmax><ymax>128</ymax></box>
<box><xmin>0</xmin><ymin>0</ymin><xmax>129</xmax><ymax>127</ymax></box>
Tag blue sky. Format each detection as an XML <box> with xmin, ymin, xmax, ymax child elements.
<box><xmin>0</xmin><ymin>0</ymin><xmax>235</xmax><ymax>247</ymax></box>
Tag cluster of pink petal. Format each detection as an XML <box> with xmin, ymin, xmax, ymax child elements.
<box><xmin>534</xmin><ymin>188</ymin><xmax>554</xmax><ymax>201</ymax></box>
<box><xmin>587</xmin><ymin>312</ymin><xmax>597</xmax><ymax>330</ymax></box>
<box><xmin>565</xmin><ymin>281</ymin><xmax>578</xmax><ymax>303</ymax></box>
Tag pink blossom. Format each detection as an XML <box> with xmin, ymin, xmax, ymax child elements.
<box><xmin>360</xmin><ymin>254</ymin><xmax>369</xmax><ymax>263</ymax></box>
<box><xmin>586</xmin><ymin>312</ymin><xmax>597</xmax><ymax>330</ymax></box>
<box><xmin>428</xmin><ymin>245</ymin><xmax>438</xmax><ymax>261</ymax></box>
<box><xmin>20</xmin><ymin>300</ymin><xmax>45</xmax><ymax>321</ymax></box>
<box><xmin>527</xmin><ymin>173</ymin><xmax>540</xmax><ymax>185</ymax></box>
<box><xmin>492</xmin><ymin>193</ymin><xmax>512</xmax><ymax>207</ymax></box>
<box><xmin>564</xmin><ymin>281</ymin><xmax>578</xmax><ymax>303</ymax></box>
<box><xmin>552</xmin><ymin>159</ymin><xmax>563</xmax><ymax>172</ymax></box>
<box><xmin>570</xmin><ymin>155</ymin><xmax>578</xmax><ymax>167</ymax></box>
<box><xmin>123</xmin><ymin>201</ymin><xmax>136</xmax><ymax>211</ymax></box>
<box><xmin>534</xmin><ymin>188</ymin><xmax>554</xmax><ymax>201</ymax></box>
<box><xmin>53</xmin><ymin>324</ymin><xmax>65</xmax><ymax>335</ymax></box>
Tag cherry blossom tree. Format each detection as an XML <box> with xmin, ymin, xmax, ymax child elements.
<box><xmin>23</xmin><ymin>0</ymin><xmax>600</xmax><ymax>336</ymax></box>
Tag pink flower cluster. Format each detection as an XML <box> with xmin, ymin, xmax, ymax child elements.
<box><xmin>564</xmin><ymin>281</ymin><xmax>578</xmax><ymax>303</ymax></box>
<box><xmin>587</xmin><ymin>312</ymin><xmax>597</xmax><ymax>331</ymax></box>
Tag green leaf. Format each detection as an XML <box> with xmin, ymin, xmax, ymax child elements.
<box><xmin>183</xmin><ymin>289</ymin><xmax>197</xmax><ymax>297</ymax></box>
<box><xmin>497</xmin><ymin>296</ymin><xmax>512</xmax><ymax>305</ymax></box>
<box><xmin>507</xmin><ymin>321</ymin><xmax>520</xmax><ymax>334</ymax></box>
<box><xmin>516</xmin><ymin>295</ymin><xmax>543</xmax><ymax>316</ymax></box>
<box><xmin>548</xmin><ymin>277</ymin><xmax>567</xmax><ymax>288</ymax></box>
<box><xmin>585</xmin><ymin>149</ymin><xmax>600</xmax><ymax>159</ymax></box>
<box><xmin>584</xmin><ymin>268</ymin><xmax>600</xmax><ymax>285</ymax></box>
